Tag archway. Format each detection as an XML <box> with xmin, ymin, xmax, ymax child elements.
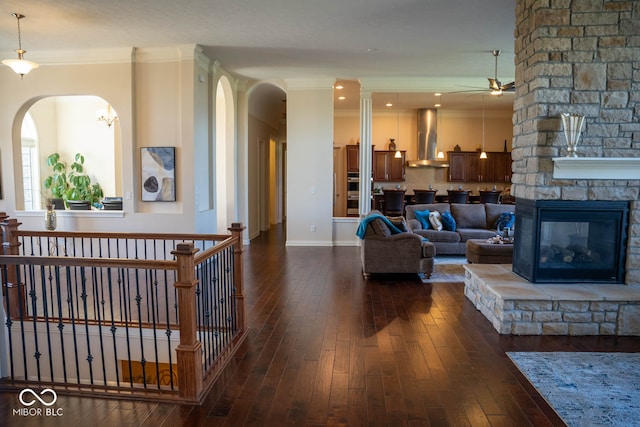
<box><xmin>246</xmin><ymin>83</ymin><xmax>286</xmax><ymax>239</ymax></box>
<box><xmin>216</xmin><ymin>77</ymin><xmax>236</xmax><ymax>232</ymax></box>
<box><xmin>16</xmin><ymin>95</ymin><xmax>120</xmax><ymax>210</ymax></box>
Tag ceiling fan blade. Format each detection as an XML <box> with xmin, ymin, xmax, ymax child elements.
<box><xmin>449</xmin><ymin>88</ymin><xmax>488</xmax><ymax>94</ymax></box>
<box><xmin>500</xmin><ymin>81</ymin><xmax>515</xmax><ymax>91</ymax></box>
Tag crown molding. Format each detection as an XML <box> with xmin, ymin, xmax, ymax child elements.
<box><xmin>1</xmin><ymin>44</ymin><xmax>204</xmax><ymax>65</ymax></box>
<box><xmin>10</xmin><ymin>47</ymin><xmax>134</xmax><ymax>65</ymax></box>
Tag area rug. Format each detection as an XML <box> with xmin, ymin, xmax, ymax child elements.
<box><xmin>434</xmin><ymin>255</ymin><xmax>468</xmax><ymax>265</ymax></box>
<box><xmin>507</xmin><ymin>352</ymin><xmax>640</xmax><ymax>427</ymax></box>
<box><xmin>419</xmin><ymin>263</ymin><xmax>465</xmax><ymax>283</ymax></box>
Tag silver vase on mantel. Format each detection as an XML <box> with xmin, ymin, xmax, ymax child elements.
<box><xmin>561</xmin><ymin>113</ymin><xmax>585</xmax><ymax>158</ymax></box>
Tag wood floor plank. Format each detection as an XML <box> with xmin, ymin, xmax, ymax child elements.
<box><xmin>306</xmin><ymin>349</ymin><xmax>335</xmax><ymax>424</ymax></box>
<box><xmin>2</xmin><ymin>224</ymin><xmax>639</xmax><ymax>426</ymax></box>
<box><xmin>347</xmin><ymin>386</ymin><xmax>367</xmax><ymax>427</ymax></box>
<box><xmin>326</xmin><ymin>372</ymin><xmax>348</xmax><ymax>426</ymax></box>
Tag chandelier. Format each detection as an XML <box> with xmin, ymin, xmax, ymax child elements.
<box><xmin>2</xmin><ymin>13</ymin><xmax>39</xmax><ymax>78</ymax></box>
<box><xmin>96</xmin><ymin>104</ymin><xmax>118</xmax><ymax>127</ymax></box>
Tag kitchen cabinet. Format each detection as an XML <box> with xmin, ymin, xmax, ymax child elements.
<box><xmin>481</xmin><ymin>152</ymin><xmax>512</xmax><ymax>183</ymax></box>
<box><xmin>346</xmin><ymin>144</ymin><xmax>360</xmax><ymax>173</ymax></box>
<box><xmin>448</xmin><ymin>151</ymin><xmax>512</xmax><ymax>183</ymax></box>
<box><xmin>373</xmin><ymin>150</ymin><xmax>405</xmax><ymax>182</ymax></box>
<box><xmin>448</xmin><ymin>151</ymin><xmax>480</xmax><ymax>182</ymax></box>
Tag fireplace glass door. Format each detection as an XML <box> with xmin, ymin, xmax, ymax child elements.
<box><xmin>513</xmin><ymin>199</ymin><xmax>629</xmax><ymax>283</ymax></box>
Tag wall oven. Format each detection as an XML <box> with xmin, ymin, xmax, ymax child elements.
<box><xmin>346</xmin><ymin>172</ymin><xmax>360</xmax><ymax>216</ymax></box>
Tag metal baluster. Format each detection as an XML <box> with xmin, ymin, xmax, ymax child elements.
<box><xmin>53</xmin><ymin>266</ymin><xmax>68</xmax><ymax>382</ymax></box>
<box><xmin>64</xmin><ymin>265</ymin><xmax>81</xmax><ymax>384</ymax></box>
<box><xmin>199</xmin><ymin>260</ymin><xmax>211</xmax><ymax>369</ymax></box>
<box><xmin>133</xmin><ymin>266</ymin><xmax>147</xmax><ymax>388</ymax></box>
<box><xmin>92</xmin><ymin>264</ymin><xmax>108</xmax><ymax>386</ymax></box>
<box><xmin>37</xmin><ymin>263</ymin><xmax>55</xmax><ymax>382</ymax></box>
<box><xmin>121</xmin><ymin>267</ymin><xmax>134</xmax><ymax>386</ymax></box>
<box><xmin>106</xmin><ymin>268</ymin><xmax>121</xmax><ymax>387</ymax></box>
<box><xmin>161</xmin><ymin>264</ymin><xmax>175</xmax><ymax>390</ymax></box>
<box><xmin>2</xmin><ymin>264</ymin><xmax>17</xmax><ymax>380</ymax></box>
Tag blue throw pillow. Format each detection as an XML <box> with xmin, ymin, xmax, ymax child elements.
<box><xmin>441</xmin><ymin>210</ymin><xmax>457</xmax><ymax>231</ymax></box>
<box><xmin>494</xmin><ymin>212</ymin><xmax>515</xmax><ymax>232</ymax></box>
<box><xmin>414</xmin><ymin>209</ymin><xmax>431</xmax><ymax>229</ymax></box>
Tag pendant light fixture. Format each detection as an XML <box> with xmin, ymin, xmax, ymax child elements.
<box><xmin>394</xmin><ymin>93</ymin><xmax>402</xmax><ymax>158</ymax></box>
<box><xmin>480</xmin><ymin>96</ymin><xmax>488</xmax><ymax>159</ymax></box>
<box><xmin>436</xmin><ymin>95</ymin><xmax>445</xmax><ymax>159</ymax></box>
<box><xmin>2</xmin><ymin>13</ymin><xmax>39</xmax><ymax>78</ymax></box>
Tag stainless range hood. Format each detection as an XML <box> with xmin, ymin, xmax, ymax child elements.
<box><xmin>406</xmin><ymin>108</ymin><xmax>449</xmax><ymax>168</ymax></box>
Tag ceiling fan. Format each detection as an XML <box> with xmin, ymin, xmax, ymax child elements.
<box><xmin>449</xmin><ymin>50</ymin><xmax>515</xmax><ymax>98</ymax></box>
<box><xmin>487</xmin><ymin>50</ymin><xmax>515</xmax><ymax>95</ymax></box>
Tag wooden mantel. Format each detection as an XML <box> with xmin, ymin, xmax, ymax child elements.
<box><xmin>552</xmin><ymin>157</ymin><xmax>640</xmax><ymax>180</ymax></box>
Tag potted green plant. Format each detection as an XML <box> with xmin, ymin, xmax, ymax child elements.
<box><xmin>43</xmin><ymin>153</ymin><xmax>69</xmax><ymax>209</ymax></box>
<box><xmin>43</xmin><ymin>152</ymin><xmax>104</xmax><ymax>209</ymax></box>
<box><xmin>67</xmin><ymin>153</ymin><xmax>104</xmax><ymax>208</ymax></box>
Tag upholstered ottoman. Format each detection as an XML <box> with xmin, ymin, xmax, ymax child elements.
<box><xmin>466</xmin><ymin>239</ymin><xmax>513</xmax><ymax>264</ymax></box>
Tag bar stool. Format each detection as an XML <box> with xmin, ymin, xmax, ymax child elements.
<box><xmin>413</xmin><ymin>189</ymin><xmax>437</xmax><ymax>204</ymax></box>
<box><xmin>447</xmin><ymin>190</ymin><xmax>470</xmax><ymax>204</ymax></box>
<box><xmin>382</xmin><ymin>189</ymin><xmax>406</xmax><ymax>216</ymax></box>
<box><xmin>479</xmin><ymin>190</ymin><xmax>500</xmax><ymax>204</ymax></box>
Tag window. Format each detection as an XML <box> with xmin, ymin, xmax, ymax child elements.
<box><xmin>21</xmin><ymin>113</ymin><xmax>40</xmax><ymax>210</ymax></box>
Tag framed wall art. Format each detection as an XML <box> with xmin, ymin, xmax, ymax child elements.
<box><xmin>141</xmin><ymin>147</ymin><xmax>176</xmax><ymax>201</ymax></box>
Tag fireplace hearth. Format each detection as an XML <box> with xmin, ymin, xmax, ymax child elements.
<box><xmin>513</xmin><ymin>199</ymin><xmax>629</xmax><ymax>284</ymax></box>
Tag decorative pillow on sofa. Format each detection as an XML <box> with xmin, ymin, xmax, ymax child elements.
<box><xmin>441</xmin><ymin>210</ymin><xmax>457</xmax><ymax>231</ymax></box>
<box><xmin>451</xmin><ymin>203</ymin><xmax>487</xmax><ymax>229</ymax></box>
<box><xmin>414</xmin><ymin>209</ymin><xmax>431</xmax><ymax>230</ymax></box>
<box><xmin>370</xmin><ymin>218</ymin><xmax>392</xmax><ymax>237</ymax></box>
<box><xmin>428</xmin><ymin>211</ymin><xmax>443</xmax><ymax>231</ymax></box>
<box><xmin>494</xmin><ymin>212</ymin><xmax>515</xmax><ymax>232</ymax></box>
<box><xmin>386</xmin><ymin>216</ymin><xmax>408</xmax><ymax>232</ymax></box>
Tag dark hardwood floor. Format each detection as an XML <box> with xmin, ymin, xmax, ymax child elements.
<box><xmin>2</xmin><ymin>224</ymin><xmax>640</xmax><ymax>426</ymax></box>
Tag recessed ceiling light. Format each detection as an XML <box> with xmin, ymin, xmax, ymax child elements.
<box><xmin>434</xmin><ymin>93</ymin><xmax>442</xmax><ymax>97</ymax></box>
<box><xmin>386</xmin><ymin>102</ymin><xmax>393</xmax><ymax>107</ymax></box>
<box><xmin>335</xmin><ymin>84</ymin><xmax>344</xmax><ymax>90</ymax></box>
<box><xmin>434</xmin><ymin>103</ymin><xmax>442</xmax><ymax>107</ymax></box>
<box><xmin>367</xmin><ymin>48</ymin><xmax>378</xmax><ymax>53</ymax></box>
<box><xmin>338</xmin><ymin>96</ymin><xmax>346</xmax><ymax>100</ymax></box>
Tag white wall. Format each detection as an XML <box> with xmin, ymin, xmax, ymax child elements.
<box><xmin>285</xmin><ymin>80</ymin><xmax>334</xmax><ymax>246</ymax></box>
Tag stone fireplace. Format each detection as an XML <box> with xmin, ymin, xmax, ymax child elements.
<box><xmin>513</xmin><ymin>199</ymin><xmax>629</xmax><ymax>284</ymax></box>
<box><xmin>463</xmin><ymin>1</ymin><xmax>640</xmax><ymax>336</ymax></box>
<box><xmin>510</xmin><ymin>0</ymin><xmax>640</xmax><ymax>284</ymax></box>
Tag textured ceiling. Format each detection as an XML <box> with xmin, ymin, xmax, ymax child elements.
<box><xmin>0</xmin><ymin>0</ymin><xmax>516</xmax><ymax>110</ymax></box>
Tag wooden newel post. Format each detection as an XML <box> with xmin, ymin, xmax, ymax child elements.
<box><xmin>171</xmin><ymin>242</ymin><xmax>203</xmax><ymax>402</ymax></box>
<box><xmin>228</xmin><ymin>222</ymin><xmax>246</xmax><ymax>332</ymax></box>
<box><xmin>1</xmin><ymin>217</ymin><xmax>24</xmax><ymax>319</ymax></box>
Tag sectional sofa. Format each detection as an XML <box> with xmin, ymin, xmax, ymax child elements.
<box><xmin>405</xmin><ymin>203</ymin><xmax>515</xmax><ymax>255</ymax></box>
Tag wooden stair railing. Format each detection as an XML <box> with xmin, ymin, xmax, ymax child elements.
<box><xmin>0</xmin><ymin>214</ymin><xmax>246</xmax><ymax>404</ymax></box>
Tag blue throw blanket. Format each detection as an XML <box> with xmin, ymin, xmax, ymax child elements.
<box><xmin>355</xmin><ymin>213</ymin><xmax>403</xmax><ymax>239</ymax></box>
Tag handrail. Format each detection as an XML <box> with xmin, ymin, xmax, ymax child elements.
<box><xmin>13</xmin><ymin>230</ymin><xmax>230</xmax><ymax>241</ymax></box>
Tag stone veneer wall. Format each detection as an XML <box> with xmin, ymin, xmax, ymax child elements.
<box><xmin>464</xmin><ymin>265</ymin><xmax>640</xmax><ymax>335</ymax></box>
<box><xmin>512</xmin><ymin>1</ymin><xmax>640</xmax><ymax>285</ymax></box>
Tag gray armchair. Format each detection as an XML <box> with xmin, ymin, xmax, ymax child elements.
<box><xmin>359</xmin><ymin>210</ymin><xmax>435</xmax><ymax>278</ymax></box>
